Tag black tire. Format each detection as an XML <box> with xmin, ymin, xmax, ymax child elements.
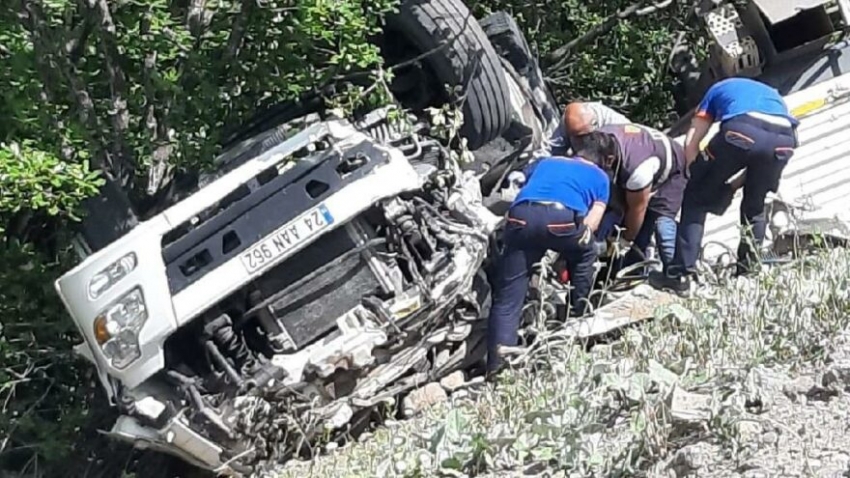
<box><xmin>478</xmin><ymin>11</ymin><xmax>560</xmax><ymax>133</ymax></box>
<box><xmin>386</xmin><ymin>0</ymin><xmax>511</xmax><ymax>150</ymax></box>
<box><xmin>478</xmin><ymin>11</ymin><xmax>533</xmax><ymax>75</ymax></box>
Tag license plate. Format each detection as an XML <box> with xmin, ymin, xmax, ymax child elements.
<box><xmin>240</xmin><ymin>204</ymin><xmax>334</xmax><ymax>274</ymax></box>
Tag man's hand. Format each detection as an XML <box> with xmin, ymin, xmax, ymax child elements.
<box><xmin>615</xmin><ymin>236</ymin><xmax>633</xmax><ymax>257</ymax></box>
<box><xmin>578</xmin><ymin>226</ymin><xmax>593</xmax><ymax>246</ymax></box>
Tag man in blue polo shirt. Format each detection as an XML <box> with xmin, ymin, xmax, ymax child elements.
<box><xmin>651</xmin><ymin>77</ymin><xmax>799</xmax><ymax>293</ymax></box>
<box><xmin>487</xmin><ymin>137</ymin><xmax>615</xmax><ymax>372</ymax></box>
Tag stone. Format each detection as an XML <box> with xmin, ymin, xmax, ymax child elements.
<box><xmin>434</xmin><ymin>349</ymin><xmax>452</xmax><ymax>369</ymax></box>
<box><xmin>440</xmin><ymin>371</ymin><xmax>467</xmax><ymax>392</ymax></box>
<box><xmin>402</xmin><ymin>383</ymin><xmax>448</xmax><ymax>417</ymax></box>
<box><xmin>667</xmin><ymin>386</ymin><xmax>713</xmax><ymax>423</ymax></box>
<box><xmin>761</xmin><ymin>431</ymin><xmax>779</xmax><ymax>446</ymax></box>
<box><xmin>648</xmin><ymin>359</ymin><xmax>680</xmax><ymax>390</ymax></box>
<box><xmin>782</xmin><ymin>376</ymin><xmax>818</xmax><ymax>402</ymax></box>
<box><xmin>453</xmin><ymin>390</ymin><xmax>470</xmax><ymax>400</ymax></box>
<box><xmin>735</xmin><ymin>420</ymin><xmax>763</xmax><ymax>444</ymax></box>
<box><xmin>669</xmin><ymin>443</ymin><xmax>714</xmax><ymax>475</ymax></box>
<box><xmin>821</xmin><ymin>361</ymin><xmax>850</xmax><ymax>388</ymax></box>
<box><xmin>741</xmin><ymin>469</ymin><xmax>770</xmax><ymax>478</ymax></box>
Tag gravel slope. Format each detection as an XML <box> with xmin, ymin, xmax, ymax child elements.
<box><xmin>274</xmin><ymin>249</ymin><xmax>850</xmax><ymax>478</ymax></box>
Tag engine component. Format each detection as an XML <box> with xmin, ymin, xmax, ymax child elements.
<box><xmin>203</xmin><ymin>314</ymin><xmax>255</xmax><ymax>386</ymax></box>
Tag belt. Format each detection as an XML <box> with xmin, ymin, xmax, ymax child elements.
<box><xmin>746</xmin><ymin>111</ymin><xmax>793</xmax><ymax>127</ymax></box>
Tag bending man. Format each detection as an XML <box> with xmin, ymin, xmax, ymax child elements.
<box><xmin>487</xmin><ymin>137</ymin><xmax>618</xmax><ymax>372</ymax></box>
<box><xmin>545</xmin><ymin>101</ymin><xmax>630</xmax><ymax>157</ymax></box>
<box><xmin>651</xmin><ymin>77</ymin><xmax>798</xmax><ymax>293</ymax></box>
<box><xmin>579</xmin><ymin>124</ymin><xmax>688</xmax><ymax>268</ymax></box>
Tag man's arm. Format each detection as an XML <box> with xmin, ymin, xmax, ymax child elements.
<box><xmin>622</xmin><ymin>188</ymin><xmax>651</xmax><ymax>241</ymax></box>
<box><xmin>685</xmin><ymin>85</ymin><xmax>718</xmax><ymax>167</ymax></box>
<box><xmin>619</xmin><ymin>156</ymin><xmax>659</xmax><ymax>240</ymax></box>
<box><xmin>584</xmin><ymin>201</ymin><xmax>606</xmax><ymax>232</ymax></box>
<box><xmin>583</xmin><ymin>166</ymin><xmax>611</xmax><ymax>233</ymax></box>
<box><xmin>684</xmin><ymin>116</ymin><xmax>713</xmax><ymax>167</ymax></box>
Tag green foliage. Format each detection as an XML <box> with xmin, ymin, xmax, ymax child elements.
<box><xmin>468</xmin><ymin>0</ymin><xmax>701</xmax><ymax>127</ymax></box>
<box><xmin>1</xmin><ymin>0</ymin><xmax>398</xmax><ymax>182</ymax></box>
<box><xmin>0</xmin><ymin>142</ymin><xmax>103</xmax><ymax>221</ymax></box>
<box><xmin>0</xmin><ymin>240</ymin><xmax>109</xmax><ymax>473</ymax></box>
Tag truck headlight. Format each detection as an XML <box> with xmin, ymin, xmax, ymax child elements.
<box><xmin>92</xmin><ymin>287</ymin><xmax>148</xmax><ymax>369</ymax></box>
<box><xmin>88</xmin><ymin>253</ymin><xmax>137</xmax><ymax>300</ymax></box>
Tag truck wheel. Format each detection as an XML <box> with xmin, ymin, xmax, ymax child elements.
<box><xmin>478</xmin><ymin>11</ymin><xmax>560</xmax><ymax>139</ymax></box>
<box><xmin>385</xmin><ymin>0</ymin><xmax>511</xmax><ymax>150</ymax></box>
<box><xmin>478</xmin><ymin>11</ymin><xmax>533</xmax><ymax>75</ymax></box>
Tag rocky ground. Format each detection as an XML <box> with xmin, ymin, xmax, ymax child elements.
<box><xmin>273</xmin><ymin>248</ymin><xmax>850</xmax><ymax>478</ymax></box>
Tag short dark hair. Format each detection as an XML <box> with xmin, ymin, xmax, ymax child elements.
<box><xmin>572</xmin><ymin>131</ymin><xmax>619</xmax><ymax>168</ymax></box>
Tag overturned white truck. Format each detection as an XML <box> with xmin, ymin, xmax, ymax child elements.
<box><xmin>52</xmin><ymin>0</ymin><xmax>850</xmax><ymax>474</ymax></box>
<box><xmin>52</xmin><ymin>3</ymin><xmax>558</xmax><ymax>475</ymax></box>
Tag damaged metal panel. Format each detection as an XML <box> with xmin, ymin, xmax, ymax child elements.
<box><xmin>752</xmin><ymin>0</ymin><xmax>833</xmax><ymax>24</ymax></box>
<box><xmin>700</xmin><ymin>74</ymin><xmax>850</xmax><ymax>261</ymax></box>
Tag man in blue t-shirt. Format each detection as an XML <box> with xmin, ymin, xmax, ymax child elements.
<box><xmin>651</xmin><ymin>77</ymin><xmax>799</xmax><ymax>293</ymax></box>
<box><xmin>487</xmin><ymin>136</ymin><xmax>615</xmax><ymax>373</ymax></box>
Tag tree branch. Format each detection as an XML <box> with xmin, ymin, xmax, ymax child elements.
<box><xmin>545</xmin><ymin>0</ymin><xmax>676</xmax><ymax>75</ymax></box>
<box><xmin>224</xmin><ymin>0</ymin><xmax>253</xmax><ymax>63</ymax></box>
<box><xmin>64</xmin><ymin>13</ymin><xmax>93</xmax><ymax>64</ymax></box>
<box><xmin>87</xmin><ymin>0</ymin><xmax>135</xmax><ymax>188</ymax></box>
<box><xmin>19</xmin><ymin>0</ymin><xmax>106</xmax><ymax>170</ymax></box>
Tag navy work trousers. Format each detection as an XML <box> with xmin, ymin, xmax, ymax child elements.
<box><xmin>670</xmin><ymin>114</ymin><xmax>797</xmax><ymax>276</ymax></box>
<box><xmin>487</xmin><ymin>201</ymin><xmax>596</xmax><ymax>372</ymax></box>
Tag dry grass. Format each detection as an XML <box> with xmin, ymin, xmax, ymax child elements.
<box><xmin>276</xmin><ymin>248</ymin><xmax>850</xmax><ymax>478</ymax></box>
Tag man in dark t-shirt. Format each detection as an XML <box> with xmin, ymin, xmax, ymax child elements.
<box><xmin>575</xmin><ymin>124</ymin><xmax>687</xmax><ymax>270</ymax></box>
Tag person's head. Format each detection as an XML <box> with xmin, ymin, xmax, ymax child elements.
<box><xmin>572</xmin><ymin>131</ymin><xmax>619</xmax><ymax>174</ymax></box>
<box><xmin>563</xmin><ymin>102</ymin><xmax>599</xmax><ymax>138</ymax></box>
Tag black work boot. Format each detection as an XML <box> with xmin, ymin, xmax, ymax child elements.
<box><xmin>648</xmin><ymin>269</ymin><xmax>691</xmax><ymax>295</ymax></box>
